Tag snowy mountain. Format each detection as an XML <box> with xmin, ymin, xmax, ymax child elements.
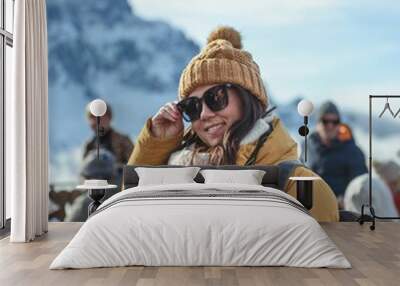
<box><xmin>47</xmin><ymin>0</ymin><xmax>400</xmax><ymax>185</ymax></box>
<box><xmin>47</xmin><ymin>0</ymin><xmax>199</xmax><ymax>183</ymax></box>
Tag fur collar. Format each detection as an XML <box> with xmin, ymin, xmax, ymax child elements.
<box><xmin>240</xmin><ymin>114</ymin><xmax>274</xmax><ymax>145</ymax></box>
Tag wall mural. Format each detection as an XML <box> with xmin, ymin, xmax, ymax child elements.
<box><xmin>47</xmin><ymin>0</ymin><xmax>400</xmax><ymax>222</ymax></box>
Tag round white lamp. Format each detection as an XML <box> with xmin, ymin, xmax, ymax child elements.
<box><xmin>297</xmin><ymin>99</ymin><xmax>314</xmax><ymax>117</ymax></box>
<box><xmin>89</xmin><ymin>99</ymin><xmax>107</xmax><ymax>117</ymax></box>
<box><xmin>89</xmin><ymin>99</ymin><xmax>107</xmax><ymax>160</ymax></box>
<box><xmin>82</xmin><ymin>99</ymin><xmax>113</xmax><ymax>216</ymax></box>
<box><xmin>297</xmin><ymin>99</ymin><xmax>314</xmax><ymax>162</ymax></box>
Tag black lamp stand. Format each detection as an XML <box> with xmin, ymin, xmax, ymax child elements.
<box><xmin>88</xmin><ymin>189</ymin><xmax>106</xmax><ymax>216</ymax></box>
<box><xmin>298</xmin><ymin>116</ymin><xmax>310</xmax><ymax>162</ymax></box>
<box><xmin>293</xmin><ymin>115</ymin><xmax>314</xmax><ymax>210</ymax></box>
<box><xmin>96</xmin><ymin>116</ymin><xmax>100</xmax><ymax>160</ymax></box>
<box><xmin>87</xmin><ymin>115</ymin><xmax>107</xmax><ymax>216</ymax></box>
<box><xmin>296</xmin><ymin>180</ymin><xmax>313</xmax><ymax>210</ymax></box>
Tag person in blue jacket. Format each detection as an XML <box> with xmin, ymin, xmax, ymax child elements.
<box><xmin>304</xmin><ymin>101</ymin><xmax>368</xmax><ymax>208</ymax></box>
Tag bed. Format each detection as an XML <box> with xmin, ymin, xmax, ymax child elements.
<box><xmin>50</xmin><ymin>165</ymin><xmax>350</xmax><ymax>269</ymax></box>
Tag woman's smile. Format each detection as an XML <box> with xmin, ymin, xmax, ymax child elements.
<box><xmin>204</xmin><ymin>122</ymin><xmax>226</xmax><ymax>135</ymax></box>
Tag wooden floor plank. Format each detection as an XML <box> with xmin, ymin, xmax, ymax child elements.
<box><xmin>0</xmin><ymin>222</ymin><xmax>399</xmax><ymax>286</ymax></box>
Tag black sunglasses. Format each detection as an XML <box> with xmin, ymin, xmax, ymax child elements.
<box><xmin>321</xmin><ymin>118</ymin><xmax>340</xmax><ymax>126</ymax></box>
<box><xmin>176</xmin><ymin>83</ymin><xmax>233</xmax><ymax>122</ymax></box>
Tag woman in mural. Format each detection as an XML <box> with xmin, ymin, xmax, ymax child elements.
<box><xmin>128</xmin><ymin>26</ymin><xmax>339</xmax><ymax>222</ymax></box>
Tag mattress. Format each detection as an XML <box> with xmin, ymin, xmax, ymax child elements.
<box><xmin>50</xmin><ymin>183</ymin><xmax>351</xmax><ymax>269</ymax></box>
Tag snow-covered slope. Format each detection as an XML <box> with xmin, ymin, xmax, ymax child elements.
<box><xmin>47</xmin><ymin>0</ymin><xmax>198</xmax><ymax>183</ymax></box>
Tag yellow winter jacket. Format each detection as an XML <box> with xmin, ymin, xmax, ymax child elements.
<box><xmin>128</xmin><ymin>117</ymin><xmax>339</xmax><ymax>222</ymax></box>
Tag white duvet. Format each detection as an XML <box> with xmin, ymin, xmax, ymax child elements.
<box><xmin>50</xmin><ymin>183</ymin><xmax>351</xmax><ymax>269</ymax></box>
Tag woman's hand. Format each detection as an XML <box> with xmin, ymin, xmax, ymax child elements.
<box><xmin>151</xmin><ymin>102</ymin><xmax>184</xmax><ymax>138</ymax></box>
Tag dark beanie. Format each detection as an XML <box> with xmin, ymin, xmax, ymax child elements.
<box><xmin>318</xmin><ymin>101</ymin><xmax>341</xmax><ymax>121</ymax></box>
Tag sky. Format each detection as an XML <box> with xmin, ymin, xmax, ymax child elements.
<box><xmin>129</xmin><ymin>0</ymin><xmax>400</xmax><ymax>113</ymax></box>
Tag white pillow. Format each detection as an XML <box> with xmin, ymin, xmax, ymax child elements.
<box><xmin>135</xmin><ymin>167</ymin><xmax>201</xmax><ymax>186</ymax></box>
<box><xmin>200</xmin><ymin>169</ymin><xmax>266</xmax><ymax>185</ymax></box>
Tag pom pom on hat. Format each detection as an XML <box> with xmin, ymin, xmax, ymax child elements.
<box><xmin>207</xmin><ymin>26</ymin><xmax>243</xmax><ymax>49</ymax></box>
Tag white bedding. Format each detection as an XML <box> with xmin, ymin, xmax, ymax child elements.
<box><xmin>50</xmin><ymin>183</ymin><xmax>351</xmax><ymax>269</ymax></box>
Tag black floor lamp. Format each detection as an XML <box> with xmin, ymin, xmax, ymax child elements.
<box><xmin>359</xmin><ymin>95</ymin><xmax>400</xmax><ymax>230</ymax></box>
<box><xmin>77</xmin><ymin>99</ymin><xmax>117</xmax><ymax>216</ymax></box>
<box><xmin>297</xmin><ymin>99</ymin><xmax>314</xmax><ymax>163</ymax></box>
<box><xmin>288</xmin><ymin>99</ymin><xmax>318</xmax><ymax>210</ymax></box>
<box><xmin>89</xmin><ymin>99</ymin><xmax>107</xmax><ymax>160</ymax></box>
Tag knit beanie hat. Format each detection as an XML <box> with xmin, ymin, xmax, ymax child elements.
<box><xmin>178</xmin><ymin>26</ymin><xmax>268</xmax><ymax>108</ymax></box>
<box><xmin>318</xmin><ymin>101</ymin><xmax>341</xmax><ymax>121</ymax></box>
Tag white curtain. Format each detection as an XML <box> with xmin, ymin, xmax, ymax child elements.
<box><xmin>6</xmin><ymin>0</ymin><xmax>49</xmax><ymax>242</ymax></box>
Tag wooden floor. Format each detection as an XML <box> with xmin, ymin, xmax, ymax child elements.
<box><xmin>0</xmin><ymin>222</ymin><xmax>399</xmax><ymax>286</ymax></box>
